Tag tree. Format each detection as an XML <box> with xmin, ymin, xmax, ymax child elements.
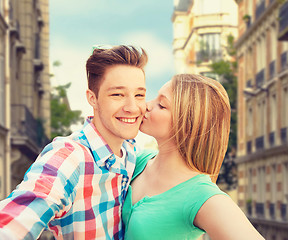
<box><xmin>210</xmin><ymin>34</ymin><xmax>237</xmax><ymax>154</ymax></box>
<box><xmin>50</xmin><ymin>61</ymin><xmax>83</xmax><ymax>140</ymax></box>
<box><xmin>210</xmin><ymin>35</ymin><xmax>238</xmax><ymax>189</ymax></box>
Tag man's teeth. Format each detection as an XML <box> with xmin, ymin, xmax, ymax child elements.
<box><xmin>119</xmin><ymin>118</ymin><xmax>137</xmax><ymax>123</ymax></box>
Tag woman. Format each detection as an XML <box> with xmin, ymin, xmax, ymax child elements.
<box><xmin>122</xmin><ymin>74</ymin><xmax>264</xmax><ymax>240</ymax></box>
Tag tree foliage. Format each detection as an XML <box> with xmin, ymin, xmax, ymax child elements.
<box><xmin>50</xmin><ymin>61</ymin><xmax>84</xmax><ymax>140</ymax></box>
<box><xmin>50</xmin><ymin>83</ymin><xmax>83</xmax><ymax>140</ymax></box>
<box><xmin>210</xmin><ymin>34</ymin><xmax>237</xmax><ymax>154</ymax></box>
<box><xmin>210</xmin><ymin>35</ymin><xmax>238</xmax><ymax>189</ymax></box>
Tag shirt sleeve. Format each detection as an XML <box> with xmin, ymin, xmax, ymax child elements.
<box><xmin>0</xmin><ymin>139</ymin><xmax>83</xmax><ymax>240</ymax></box>
<box><xmin>185</xmin><ymin>176</ymin><xmax>229</xmax><ymax>230</ymax></box>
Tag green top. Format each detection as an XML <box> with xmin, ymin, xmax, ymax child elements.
<box><xmin>122</xmin><ymin>150</ymin><xmax>228</xmax><ymax>240</ymax></box>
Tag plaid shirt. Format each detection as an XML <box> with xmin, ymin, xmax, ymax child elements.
<box><xmin>0</xmin><ymin>117</ymin><xmax>137</xmax><ymax>240</ymax></box>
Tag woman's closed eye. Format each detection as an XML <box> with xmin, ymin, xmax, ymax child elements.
<box><xmin>158</xmin><ymin>103</ymin><xmax>166</xmax><ymax>109</ymax></box>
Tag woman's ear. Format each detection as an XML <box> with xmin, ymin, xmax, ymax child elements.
<box><xmin>86</xmin><ymin>89</ymin><xmax>97</xmax><ymax>109</ymax></box>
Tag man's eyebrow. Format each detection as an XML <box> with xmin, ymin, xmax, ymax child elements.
<box><xmin>107</xmin><ymin>86</ymin><xmax>146</xmax><ymax>92</ymax></box>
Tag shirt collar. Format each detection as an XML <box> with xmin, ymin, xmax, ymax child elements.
<box><xmin>82</xmin><ymin>117</ymin><xmax>136</xmax><ymax>170</ymax></box>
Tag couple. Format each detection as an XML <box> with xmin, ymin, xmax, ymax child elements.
<box><xmin>0</xmin><ymin>45</ymin><xmax>264</xmax><ymax>240</ymax></box>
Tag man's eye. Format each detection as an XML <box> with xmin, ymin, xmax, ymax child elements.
<box><xmin>136</xmin><ymin>94</ymin><xmax>145</xmax><ymax>98</ymax></box>
<box><xmin>111</xmin><ymin>93</ymin><xmax>123</xmax><ymax>97</ymax></box>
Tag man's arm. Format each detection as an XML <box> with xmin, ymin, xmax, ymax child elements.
<box><xmin>0</xmin><ymin>140</ymin><xmax>81</xmax><ymax>240</ymax></box>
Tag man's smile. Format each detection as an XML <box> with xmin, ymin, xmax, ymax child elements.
<box><xmin>116</xmin><ymin>117</ymin><xmax>138</xmax><ymax>123</ymax></box>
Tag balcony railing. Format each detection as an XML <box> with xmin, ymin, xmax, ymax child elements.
<box><xmin>255</xmin><ymin>136</ymin><xmax>264</xmax><ymax>151</ymax></box>
<box><xmin>281</xmin><ymin>127</ymin><xmax>287</xmax><ymax>144</ymax></box>
<box><xmin>269</xmin><ymin>60</ymin><xmax>275</xmax><ymax>79</ymax></box>
<box><xmin>278</xmin><ymin>1</ymin><xmax>288</xmax><ymax>41</ymax></box>
<box><xmin>255</xmin><ymin>1</ymin><xmax>265</xmax><ymax>20</ymax></box>
<box><xmin>256</xmin><ymin>202</ymin><xmax>265</xmax><ymax>218</ymax></box>
<box><xmin>11</xmin><ymin>104</ymin><xmax>50</xmax><ymax>149</ymax></box>
<box><xmin>256</xmin><ymin>69</ymin><xmax>265</xmax><ymax>88</ymax></box>
<box><xmin>281</xmin><ymin>52</ymin><xmax>287</xmax><ymax>71</ymax></box>
<box><xmin>196</xmin><ymin>49</ymin><xmax>222</xmax><ymax>63</ymax></box>
<box><xmin>270</xmin><ymin>203</ymin><xmax>275</xmax><ymax>219</ymax></box>
<box><xmin>269</xmin><ymin>132</ymin><xmax>275</xmax><ymax>147</ymax></box>
<box><xmin>247</xmin><ymin>141</ymin><xmax>252</xmax><ymax>154</ymax></box>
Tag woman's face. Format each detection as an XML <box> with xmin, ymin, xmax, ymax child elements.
<box><xmin>140</xmin><ymin>80</ymin><xmax>173</xmax><ymax>141</ymax></box>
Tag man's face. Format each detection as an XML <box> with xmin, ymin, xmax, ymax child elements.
<box><xmin>91</xmin><ymin>65</ymin><xmax>146</xmax><ymax>145</ymax></box>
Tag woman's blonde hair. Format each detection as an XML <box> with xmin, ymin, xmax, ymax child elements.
<box><xmin>171</xmin><ymin>74</ymin><xmax>231</xmax><ymax>183</ymax></box>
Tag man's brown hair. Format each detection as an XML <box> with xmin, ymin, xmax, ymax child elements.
<box><xmin>86</xmin><ymin>45</ymin><xmax>148</xmax><ymax>97</ymax></box>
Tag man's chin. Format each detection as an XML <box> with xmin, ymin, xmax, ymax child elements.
<box><xmin>123</xmin><ymin>131</ymin><xmax>138</xmax><ymax>140</ymax></box>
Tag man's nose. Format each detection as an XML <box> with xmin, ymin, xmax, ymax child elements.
<box><xmin>146</xmin><ymin>101</ymin><xmax>152</xmax><ymax>112</ymax></box>
<box><xmin>123</xmin><ymin>97</ymin><xmax>139</xmax><ymax>113</ymax></box>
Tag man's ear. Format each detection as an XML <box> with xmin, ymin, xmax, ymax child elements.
<box><xmin>86</xmin><ymin>89</ymin><xmax>97</xmax><ymax>109</ymax></box>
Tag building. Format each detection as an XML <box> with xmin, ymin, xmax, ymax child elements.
<box><xmin>0</xmin><ymin>0</ymin><xmax>50</xmax><ymax>199</ymax></box>
<box><xmin>172</xmin><ymin>0</ymin><xmax>238</xmax><ymax>78</ymax></box>
<box><xmin>235</xmin><ymin>0</ymin><xmax>288</xmax><ymax>239</ymax></box>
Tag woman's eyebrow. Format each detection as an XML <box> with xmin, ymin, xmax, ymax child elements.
<box><xmin>158</xmin><ymin>94</ymin><xmax>171</xmax><ymax>103</ymax></box>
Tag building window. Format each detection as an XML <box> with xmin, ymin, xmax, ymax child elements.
<box><xmin>283</xmin><ymin>163</ymin><xmax>288</xmax><ymax>221</ymax></box>
<box><xmin>246</xmin><ymin>48</ymin><xmax>254</xmax><ymax>82</ymax></box>
<box><xmin>0</xmin><ymin>0</ymin><xmax>3</xmax><ymax>16</ymax></box>
<box><xmin>0</xmin><ymin>136</ymin><xmax>4</xmax><ymax>199</ymax></box>
<box><xmin>256</xmin><ymin>36</ymin><xmax>266</xmax><ymax>73</ymax></box>
<box><xmin>256</xmin><ymin>166</ymin><xmax>265</xmax><ymax>217</ymax></box>
<box><xmin>270</xmin><ymin>165</ymin><xmax>276</xmax><ymax>218</ymax></box>
<box><xmin>197</xmin><ymin>33</ymin><xmax>221</xmax><ymax>62</ymax></box>
<box><xmin>283</xmin><ymin>87</ymin><xmax>288</xmax><ymax>129</ymax></box>
<box><xmin>256</xmin><ymin>100</ymin><xmax>266</xmax><ymax>147</ymax></box>
<box><xmin>270</xmin><ymin>93</ymin><xmax>277</xmax><ymax>137</ymax></box>
<box><xmin>256</xmin><ymin>0</ymin><xmax>266</xmax><ymax>20</ymax></box>
<box><xmin>284</xmin><ymin>163</ymin><xmax>288</xmax><ymax>203</ymax></box>
<box><xmin>0</xmin><ymin>55</ymin><xmax>5</xmax><ymax>127</ymax></box>
<box><xmin>271</xmin><ymin>26</ymin><xmax>277</xmax><ymax>61</ymax></box>
<box><xmin>247</xmin><ymin>107</ymin><xmax>253</xmax><ymax>137</ymax></box>
<box><xmin>248</xmin><ymin>168</ymin><xmax>253</xmax><ymax>198</ymax></box>
<box><xmin>246</xmin><ymin>168</ymin><xmax>253</xmax><ymax>215</ymax></box>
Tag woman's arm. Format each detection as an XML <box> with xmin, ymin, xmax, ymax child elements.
<box><xmin>194</xmin><ymin>194</ymin><xmax>265</xmax><ymax>240</ymax></box>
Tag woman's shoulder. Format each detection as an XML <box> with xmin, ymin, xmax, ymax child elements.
<box><xmin>186</xmin><ymin>174</ymin><xmax>228</xmax><ymax>199</ymax></box>
<box><xmin>183</xmin><ymin>175</ymin><xmax>229</xmax><ymax>226</ymax></box>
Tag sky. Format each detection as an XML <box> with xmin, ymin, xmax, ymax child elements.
<box><xmin>49</xmin><ymin>0</ymin><xmax>176</xmax><ymax>146</ymax></box>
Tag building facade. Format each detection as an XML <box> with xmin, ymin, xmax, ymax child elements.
<box><xmin>0</xmin><ymin>0</ymin><xmax>50</xmax><ymax>199</ymax></box>
<box><xmin>172</xmin><ymin>0</ymin><xmax>238</xmax><ymax>78</ymax></box>
<box><xmin>0</xmin><ymin>0</ymin><xmax>9</xmax><ymax>200</ymax></box>
<box><xmin>235</xmin><ymin>0</ymin><xmax>288</xmax><ymax>239</ymax></box>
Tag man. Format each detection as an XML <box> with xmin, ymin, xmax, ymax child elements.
<box><xmin>0</xmin><ymin>45</ymin><xmax>148</xmax><ymax>240</ymax></box>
